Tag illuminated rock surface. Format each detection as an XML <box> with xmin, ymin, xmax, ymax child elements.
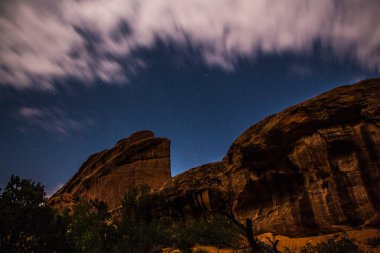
<box><xmin>157</xmin><ymin>78</ymin><xmax>380</xmax><ymax>236</ymax></box>
<box><xmin>52</xmin><ymin>78</ymin><xmax>380</xmax><ymax>236</ymax></box>
<box><xmin>50</xmin><ymin>130</ymin><xmax>171</xmax><ymax>210</ymax></box>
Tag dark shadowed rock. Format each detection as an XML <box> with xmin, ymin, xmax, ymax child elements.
<box><xmin>156</xmin><ymin>162</ymin><xmax>232</xmax><ymax>219</ymax></box>
<box><xmin>51</xmin><ymin>78</ymin><xmax>380</xmax><ymax>236</ymax></box>
<box><xmin>156</xmin><ymin>78</ymin><xmax>380</xmax><ymax>236</ymax></box>
<box><xmin>50</xmin><ymin>130</ymin><xmax>171</xmax><ymax>210</ymax></box>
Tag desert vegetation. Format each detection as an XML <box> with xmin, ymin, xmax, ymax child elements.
<box><xmin>0</xmin><ymin>175</ymin><xmax>368</xmax><ymax>253</ymax></box>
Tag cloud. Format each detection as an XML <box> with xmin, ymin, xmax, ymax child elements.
<box><xmin>16</xmin><ymin>106</ymin><xmax>85</xmax><ymax>136</ymax></box>
<box><xmin>1</xmin><ymin>0</ymin><xmax>379</xmax><ymax>90</ymax></box>
<box><xmin>288</xmin><ymin>64</ymin><xmax>313</xmax><ymax>77</ymax></box>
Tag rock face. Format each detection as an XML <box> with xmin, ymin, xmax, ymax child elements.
<box><xmin>157</xmin><ymin>78</ymin><xmax>380</xmax><ymax>236</ymax></box>
<box><xmin>50</xmin><ymin>130</ymin><xmax>171</xmax><ymax>210</ymax></box>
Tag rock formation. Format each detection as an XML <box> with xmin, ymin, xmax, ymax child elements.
<box><xmin>51</xmin><ymin>78</ymin><xmax>380</xmax><ymax>236</ymax></box>
<box><xmin>50</xmin><ymin>130</ymin><xmax>171</xmax><ymax>210</ymax></box>
<box><xmin>156</xmin><ymin>78</ymin><xmax>380</xmax><ymax>236</ymax></box>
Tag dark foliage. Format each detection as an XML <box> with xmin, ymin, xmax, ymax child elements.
<box><xmin>0</xmin><ymin>175</ymin><xmax>72</xmax><ymax>252</ymax></box>
<box><xmin>284</xmin><ymin>236</ymin><xmax>362</xmax><ymax>253</ymax></box>
<box><xmin>367</xmin><ymin>233</ymin><xmax>380</xmax><ymax>248</ymax></box>
<box><xmin>0</xmin><ymin>175</ymin><xmax>366</xmax><ymax>253</ymax></box>
<box><xmin>171</xmin><ymin>217</ymin><xmax>242</xmax><ymax>251</ymax></box>
<box><xmin>117</xmin><ymin>185</ymin><xmax>241</xmax><ymax>252</ymax></box>
<box><xmin>67</xmin><ymin>200</ymin><xmax>117</xmax><ymax>253</ymax></box>
<box><xmin>116</xmin><ymin>185</ymin><xmax>165</xmax><ymax>252</ymax></box>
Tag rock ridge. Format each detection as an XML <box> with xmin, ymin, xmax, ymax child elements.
<box><xmin>51</xmin><ymin>78</ymin><xmax>380</xmax><ymax>236</ymax></box>
<box><xmin>50</xmin><ymin>130</ymin><xmax>171</xmax><ymax>210</ymax></box>
<box><xmin>156</xmin><ymin>78</ymin><xmax>380</xmax><ymax>236</ymax></box>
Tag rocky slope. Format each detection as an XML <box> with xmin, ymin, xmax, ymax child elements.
<box><xmin>50</xmin><ymin>130</ymin><xmax>171</xmax><ymax>210</ymax></box>
<box><xmin>157</xmin><ymin>78</ymin><xmax>380</xmax><ymax>236</ymax></box>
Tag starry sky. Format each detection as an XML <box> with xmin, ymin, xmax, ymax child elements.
<box><xmin>1</xmin><ymin>0</ymin><xmax>379</xmax><ymax>195</ymax></box>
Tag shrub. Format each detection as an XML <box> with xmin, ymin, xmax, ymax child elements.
<box><xmin>172</xmin><ymin>216</ymin><xmax>242</xmax><ymax>251</ymax></box>
<box><xmin>367</xmin><ymin>232</ymin><xmax>380</xmax><ymax>248</ymax></box>
<box><xmin>0</xmin><ymin>175</ymin><xmax>71</xmax><ymax>252</ymax></box>
<box><xmin>117</xmin><ymin>186</ymin><xmax>242</xmax><ymax>252</ymax></box>
<box><xmin>284</xmin><ymin>236</ymin><xmax>362</xmax><ymax>253</ymax></box>
<box><xmin>68</xmin><ymin>200</ymin><xmax>117</xmax><ymax>253</ymax></box>
<box><xmin>117</xmin><ymin>185</ymin><xmax>171</xmax><ymax>252</ymax></box>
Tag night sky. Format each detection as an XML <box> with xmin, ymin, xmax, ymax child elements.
<box><xmin>1</xmin><ymin>0</ymin><xmax>379</xmax><ymax>195</ymax></box>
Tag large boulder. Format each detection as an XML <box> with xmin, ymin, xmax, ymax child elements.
<box><xmin>157</xmin><ymin>78</ymin><xmax>380</xmax><ymax>236</ymax></box>
<box><xmin>50</xmin><ymin>130</ymin><xmax>171</xmax><ymax>210</ymax></box>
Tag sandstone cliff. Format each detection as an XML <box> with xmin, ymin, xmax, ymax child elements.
<box><xmin>157</xmin><ymin>78</ymin><xmax>380</xmax><ymax>236</ymax></box>
<box><xmin>50</xmin><ymin>130</ymin><xmax>171</xmax><ymax>210</ymax></box>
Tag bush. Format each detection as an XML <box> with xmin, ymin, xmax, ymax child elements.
<box><xmin>367</xmin><ymin>233</ymin><xmax>380</xmax><ymax>248</ymax></box>
<box><xmin>0</xmin><ymin>175</ymin><xmax>71</xmax><ymax>252</ymax></box>
<box><xmin>68</xmin><ymin>200</ymin><xmax>117</xmax><ymax>253</ymax></box>
<box><xmin>116</xmin><ymin>185</ymin><xmax>171</xmax><ymax>252</ymax></box>
<box><xmin>172</xmin><ymin>217</ymin><xmax>242</xmax><ymax>251</ymax></box>
<box><xmin>117</xmin><ymin>186</ymin><xmax>242</xmax><ymax>252</ymax></box>
<box><xmin>1</xmin><ymin>176</ymin><xmax>240</xmax><ymax>253</ymax></box>
<box><xmin>284</xmin><ymin>236</ymin><xmax>362</xmax><ymax>253</ymax></box>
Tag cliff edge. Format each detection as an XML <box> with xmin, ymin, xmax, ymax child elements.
<box><xmin>50</xmin><ymin>130</ymin><xmax>171</xmax><ymax>210</ymax></box>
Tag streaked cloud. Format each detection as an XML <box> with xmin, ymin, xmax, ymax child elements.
<box><xmin>288</xmin><ymin>64</ymin><xmax>313</xmax><ymax>77</ymax></box>
<box><xmin>16</xmin><ymin>106</ymin><xmax>85</xmax><ymax>136</ymax></box>
<box><xmin>1</xmin><ymin>0</ymin><xmax>379</xmax><ymax>90</ymax></box>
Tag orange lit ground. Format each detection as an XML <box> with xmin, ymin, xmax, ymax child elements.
<box><xmin>181</xmin><ymin>228</ymin><xmax>380</xmax><ymax>253</ymax></box>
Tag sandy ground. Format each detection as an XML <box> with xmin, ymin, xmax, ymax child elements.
<box><xmin>185</xmin><ymin>228</ymin><xmax>380</xmax><ymax>253</ymax></box>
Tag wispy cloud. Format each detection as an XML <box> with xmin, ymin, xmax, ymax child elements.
<box><xmin>16</xmin><ymin>106</ymin><xmax>86</xmax><ymax>136</ymax></box>
<box><xmin>288</xmin><ymin>64</ymin><xmax>313</xmax><ymax>77</ymax></box>
<box><xmin>1</xmin><ymin>0</ymin><xmax>379</xmax><ymax>90</ymax></box>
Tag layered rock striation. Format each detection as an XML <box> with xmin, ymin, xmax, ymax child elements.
<box><xmin>157</xmin><ymin>78</ymin><xmax>380</xmax><ymax>236</ymax></box>
<box><xmin>50</xmin><ymin>130</ymin><xmax>171</xmax><ymax>210</ymax></box>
